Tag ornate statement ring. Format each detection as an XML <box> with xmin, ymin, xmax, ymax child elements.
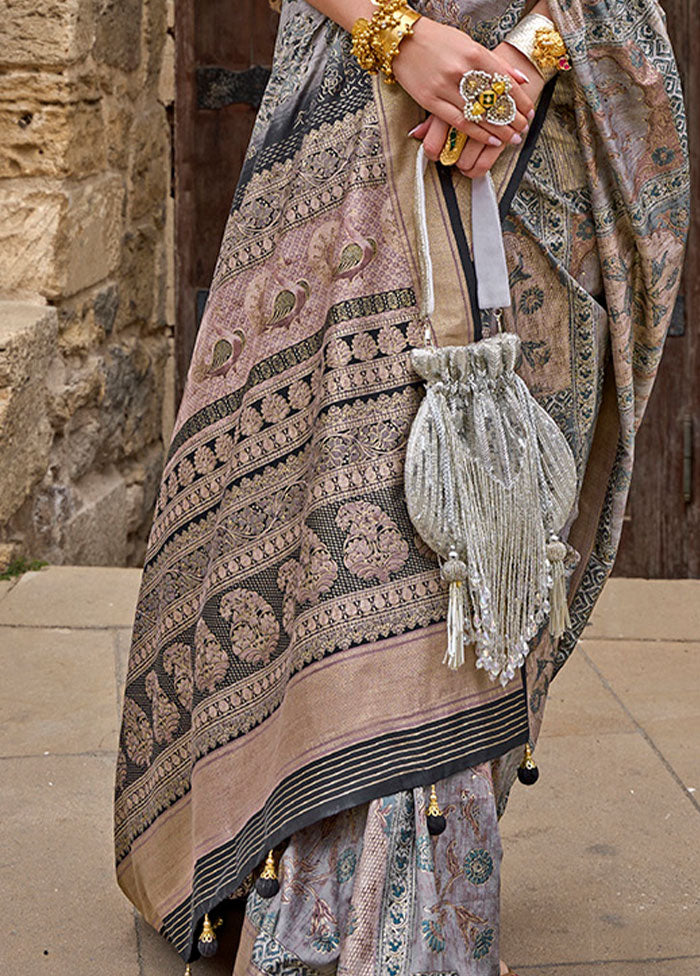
<box><xmin>459</xmin><ymin>69</ymin><xmax>516</xmax><ymax>126</ymax></box>
<box><xmin>439</xmin><ymin>126</ymin><xmax>468</xmax><ymax>166</ymax></box>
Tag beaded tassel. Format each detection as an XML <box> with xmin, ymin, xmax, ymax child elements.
<box><xmin>546</xmin><ymin>537</ymin><xmax>571</xmax><ymax>638</ymax></box>
<box><xmin>442</xmin><ymin>553</ymin><xmax>467</xmax><ymax>669</ymax></box>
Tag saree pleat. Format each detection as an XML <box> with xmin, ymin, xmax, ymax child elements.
<box><xmin>114</xmin><ymin>0</ymin><xmax>689</xmax><ymax>963</ymax></box>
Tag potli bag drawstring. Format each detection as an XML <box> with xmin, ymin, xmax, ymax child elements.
<box><xmin>404</xmin><ymin>147</ymin><xmax>577</xmax><ymax>686</ymax></box>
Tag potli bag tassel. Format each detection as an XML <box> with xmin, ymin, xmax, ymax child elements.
<box><xmin>405</xmin><ymin>147</ymin><xmax>578</xmax><ymax>685</ymax></box>
<box><xmin>546</xmin><ymin>536</ymin><xmax>571</xmax><ymax>637</ymax></box>
<box><xmin>442</xmin><ymin>551</ymin><xmax>468</xmax><ymax>669</ymax></box>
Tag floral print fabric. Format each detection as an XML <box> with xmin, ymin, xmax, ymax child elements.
<box><xmin>238</xmin><ymin>764</ymin><xmax>501</xmax><ymax>976</ymax></box>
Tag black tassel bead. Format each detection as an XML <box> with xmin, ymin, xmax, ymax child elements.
<box><xmin>427</xmin><ymin>812</ymin><xmax>447</xmax><ymax>835</ymax></box>
<box><xmin>426</xmin><ymin>784</ymin><xmax>446</xmax><ymax>835</ymax></box>
<box><xmin>517</xmin><ymin>744</ymin><xmax>539</xmax><ymax>786</ymax></box>
<box><xmin>255</xmin><ymin>849</ymin><xmax>280</xmax><ymax>898</ymax></box>
<box><xmin>197</xmin><ymin>913</ymin><xmax>219</xmax><ymax>957</ymax></box>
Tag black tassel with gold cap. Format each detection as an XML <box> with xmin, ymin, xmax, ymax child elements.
<box><xmin>426</xmin><ymin>783</ymin><xmax>446</xmax><ymax>835</ymax></box>
<box><xmin>196</xmin><ymin>913</ymin><xmax>221</xmax><ymax>958</ymax></box>
<box><xmin>517</xmin><ymin>743</ymin><xmax>540</xmax><ymax>785</ymax></box>
<box><xmin>255</xmin><ymin>848</ymin><xmax>280</xmax><ymax>898</ymax></box>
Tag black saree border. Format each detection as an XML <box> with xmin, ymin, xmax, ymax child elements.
<box><xmin>160</xmin><ymin>684</ymin><xmax>529</xmax><ymax>961</ymax></box>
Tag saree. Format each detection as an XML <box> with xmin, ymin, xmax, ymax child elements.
<box><xmin>113</xmin><ymin>0</ymin><xmax>689</xmax><ymax>966</ymax></box>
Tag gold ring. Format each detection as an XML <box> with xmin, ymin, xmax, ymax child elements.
<box><xmin>439</xmin><ymin>127</ymin><xmax>468</xmax><ymax>166</ymax></box>
<box><xmin>459</xmin><ymin>69</ymin><xmax>516</xmax><ymax>126</ymax></box>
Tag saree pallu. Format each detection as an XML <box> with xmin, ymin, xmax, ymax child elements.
<box><xmin>113</xmin><ymin>0</ymin><xmax>689</xmax><ymax>964</ymax></box>
<box><xmin>235</xmin><ymin>765</ymin><xmax>502</xmax><ymax>976</ymax></box>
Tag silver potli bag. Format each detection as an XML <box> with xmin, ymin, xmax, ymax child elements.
<box><xmin>405</xmin><ymin>147</ymin><xmax>578</xmax><ymax>685</ymax></box>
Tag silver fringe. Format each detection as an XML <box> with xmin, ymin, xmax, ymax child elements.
<box><xmin>404</xmin><ymin>333</ymin><xmax>578</xmax><ymax>685</ymax></box>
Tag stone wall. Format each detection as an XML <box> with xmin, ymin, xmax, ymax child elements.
<box><xmin>0</xmin><ymin>0</ymin><xmax>175</xmax><ymax>567</ymax></box>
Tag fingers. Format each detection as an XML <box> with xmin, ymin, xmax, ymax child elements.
<box><xmin>408</xmin><ymin>118</ymin><xmax>431</xmax><ymax>140</ymax></box>
<box><xmin>482</xmin><ymin>51</ymin><xmax>535</xmax><ymax>120</ymax></box>
<box><xmin>434</xmin><ymin>86</ymin><xmax>528</xmax><ymax>145</ymax></box>
<box><xmin>421</xmin><ymin>116</ymin><xmax>449</xmax><ymax>161</ymax></box>
<box><xmin>460</xmin><ymin>143</ymin><xmax>504</xmax><ymax>180</ymax></box>
<box><xmin>431</xmin><ymin>99</ymin><xmax>511</xmax><ymax>147</ymax></box>
<box><xmin>479</xmin><ymin>112</ymin><xmax>529</xmax><ymax>146</ymax></box>
<box><xmin>464</xmin><ymin>146</ymin><xmax>501</xmax><ymax>180</ymax></box>
<box><xmin>455</xmin><ymin>138</ymin><xmax>484</xmax><ymax>176</ymax></box>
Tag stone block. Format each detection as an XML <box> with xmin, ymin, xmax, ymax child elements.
<box><xmin>0</xmin><ymin>542</ymin><xmax>21</xmax><ymax>572</ymax></box>
<box><xmin>0</xmin><ymin>302</ymin><xmax>58</xmax><ymax>524</ymax></box>
<box><xmin>586</xmin><ymin>577</ymin><xmax>700</xmax><ymax>642</ymax></box>
<box><xmin>124</xmin><ymin>444</ymin><xmax>164</xmax><ymax>555</ymax></box>
<box><xmin>53</xmin><ymin>281</ymin><xmax>119</xmax><ymax>355</ymax></box>
<box><xmin>117</xmin><ymin>226</ymin><xmax>157</xmax><ymax>329</ymax></box>
<box><xmin>0</xmin><ymin>174</ymin><xmax>124</xmax><ymax>299</ymax></box>
<box><xmin>0</xmin><ymin>182</ymin><xmax>65</xmax><ymax>297</ymax></box>
<box><xmin>0</xmin><ymin>0</ymin><xmax>93</xmax><ymax>67</ymax></box>
<box><xmin>102</xmin><ymin>93</ymin><xmax>134</xmax><ymax>170</ymax></box>
<box><xmin>128</xmin><ymin>103</ymin><xmax>169</xmax><ymax>223</ymax></box>
<box><xmin>0</xmin><ymin>99</ymin><xmax>106</xmax><ymax>179</ymax></box>
<box><xmin>45</xmin><ymin>353</ymin><xmax>105</xmax><ymax>429</ymax></box>
<box><xmin>0</xmin><ymin>68</ymin><xmax>99</xmax><ymax>105</ymax></box>
<box><xmin>0</xmin><ymin>626</ymin><xmax>119</xmax><ymax>756</ymax></box>
<box><xmin>0</xmin><ymin>565</ymin><xmax>141</xmax><ymax>627</ymax></box>
<box><xmin>101</xmin><ymin>336</ymin><xmax>168</xmax><ymax>458</ymax></box>
<box><xmin>61</xmin><ymin>467</ymin><xmax>128</xmax><ymax>565</ymax></box>
<box><xmin>144</xmin><ymin>0</ymin><xmax>167</xmax><ymax>85</ymax></box>
<box><xmin>59</xmin><ymin>174</ymin><xmax>125</xmax><ymax>296</ymax></box>
<box><xmin>500</xmin><ymin>731</ymin><xmax>700</xmax><ymax>968</ymax></box>
<box><xmin>0</xmin><ymin>300</ymin><xmax>57</xmax><ymax>388</ymax></box>
<box><xmin>94</xmin><ymin>282</ymin><xmax>119</xmax><ymax>334</ymax></box>
<box><xmin>158</xmin><ymin>32</ymin><xmax>175</xmax><ymax>106</ymax></box>
<box><xmin>93</xmin><ymin>0</ymin><xmax>143</xmax><ymax>72</ymax></box>
<box><xmin>0</xmin><ymin>755</ymin><xmax>141</xmax><ymax>976</ymax></box>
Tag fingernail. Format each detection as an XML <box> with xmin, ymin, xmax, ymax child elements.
<box><xmin>408</xmin><ymin>124</ymin><xmax>421</xmax><ymax>137</ymax></box>
<box><xmin>515</xmin><ymin>69</ymin><xmax>530</xmax><ymax>84</ymax></box>
<box><xmin>510</xmin><ymin>133</ymin><xmax>522</xmax><ymax>145</ymax></box>
<box><xmin>488</xmin><ymin>135</ymin><xmax>501</xmax><ymax>147</ymax></box>
<box><xmin>527</xmin><ymin>108</ymin><xmax>535</xmax><ymax>121</ymax></box>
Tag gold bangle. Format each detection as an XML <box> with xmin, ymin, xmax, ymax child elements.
<box><xmin>504</xmin><ymin>12</ymin><xmax>571</xmax><ymax>82</ymax></box>
<box><xmin>351</xmin><ymin>1</ymin><xmax>422</xmax><ymax>84</ymax></box>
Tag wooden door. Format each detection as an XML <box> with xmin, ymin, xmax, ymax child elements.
<box><xmin>613</xmin><ymin>0</ymin><xmax>699</xmax><ymax>577</ymax></box>
<box><xmin>174</xmin><ymin>1</ymin><xmax>698</xmax><ymax>577</ymax></box>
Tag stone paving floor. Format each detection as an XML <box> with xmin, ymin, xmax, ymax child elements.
<box><xmin>0</xmin><ymin>567</ymin><xmax>698</xmax><ymax>976</ymax></box>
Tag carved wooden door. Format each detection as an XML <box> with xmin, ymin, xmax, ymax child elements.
<box><xmin>174</xmin><ymin>1</ymin><xmax>698</xmax><ymax>576</ymax></box>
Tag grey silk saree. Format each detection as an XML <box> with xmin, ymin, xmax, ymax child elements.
<box><xmin>114</xmin><ymin>0</ymin><xmax>689</xmax><ymax>970</ymax></box>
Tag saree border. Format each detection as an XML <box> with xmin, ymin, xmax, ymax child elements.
<box><xmin>160</xmin><ymin>684</ymin><xmax>529</xmax><ymax>960</ymax></box>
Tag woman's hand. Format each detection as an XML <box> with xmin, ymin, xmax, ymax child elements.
<box><xmin>409</xmin><ymin>39</ymin><xmax>546</xmax><ymax>177</ymax></box>
<box><xmin>393</xmin><ymin>19</ymin><xmax>535</xmax><ymax>148</ymax></box>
